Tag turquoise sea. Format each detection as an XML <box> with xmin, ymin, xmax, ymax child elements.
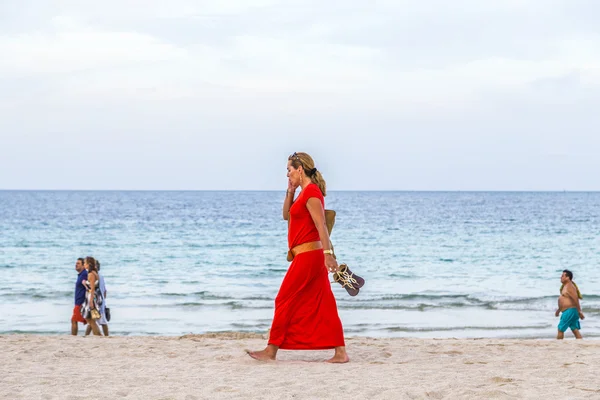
<box><xmin>1</xmin><ymin>191</ymin><xmax>599</xmax><ymax>338</ymax></box>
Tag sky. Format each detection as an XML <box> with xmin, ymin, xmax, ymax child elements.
<box><xmin>1</xmin><ymin>0</ymin><xmax>599</xmax><ymax>191</ymax></box>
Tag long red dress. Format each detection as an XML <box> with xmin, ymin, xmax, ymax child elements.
<box><xmin>268</xmin><ymin>183</ymin><xmax>345</xmax><ymax>350</ymax></box>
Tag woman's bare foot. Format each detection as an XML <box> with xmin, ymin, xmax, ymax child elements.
<box><xmin>246</xmin><ymin>345</ymin><xmax>278</xmax><ymax>361</ymax></box>
<box><xmin>326</xmin><ymin>346</ymin><xmax>350</xmax><ymax>363</ymax></box>
<box><xmin>326</xmin><ymin>354</ymin><xmax>350</xmax><ymax>363</ymax></box>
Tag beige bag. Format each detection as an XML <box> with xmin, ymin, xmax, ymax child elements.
<box><xmin>324</xmin><ymin>209</ymin><xmax>336</xmax><ymax>236</ymax></box>
<box><xmin>90</xmin><ymin>309</ymin><xmax>101</xmax><ymax>320</ymax></box>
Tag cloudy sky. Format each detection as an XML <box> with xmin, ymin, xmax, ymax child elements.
<box><xmin>1</xmin><ymin>0</ymin><xmax>599</xmax><ymax>190</ymax></box>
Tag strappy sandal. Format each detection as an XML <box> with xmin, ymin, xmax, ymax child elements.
<box><xmin>332</xmin><ymin>264</ymin><xmax>365</xmax><ymax>296</ymax></box>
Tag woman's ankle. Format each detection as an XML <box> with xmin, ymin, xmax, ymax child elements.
<box><xmin>266</xmin><ymin>344</ymin><xmax>279</xmax><ymax>356</ymax></box>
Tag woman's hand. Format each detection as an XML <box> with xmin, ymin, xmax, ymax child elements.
<box><xmin>287</xmin><ymin>180</ymin><xmax>298</xmax><ymax>193</ymax></box>
<box><xmin>325</xmin><ymin>254</ymin><xmax>338</xmax><ymax>273</ymax></box>
<box><xmin>283</xmin><ymin>181</ymin><xmax>298</xmax><ymax>219</ymax></box>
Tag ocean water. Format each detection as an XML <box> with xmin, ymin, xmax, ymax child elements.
<box><xmin>1</xmin><ymin>191</ymin><xmax>599</xmax><ymax>338</ymax></box>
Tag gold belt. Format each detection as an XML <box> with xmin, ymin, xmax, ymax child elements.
<box><xmin>287</xmin><ymin>241</ymin><xmax>323</xmax><ymax>262</ymax></box>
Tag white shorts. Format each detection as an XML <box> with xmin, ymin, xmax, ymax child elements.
<box><xmin>98</xmin><ymin>306</ymin><xmax>108</xmax><ymax>325</ymax></box>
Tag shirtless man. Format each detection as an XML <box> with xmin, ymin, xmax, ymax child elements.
<box><xmin>555</xmin><ymin>269</ymin><xmax>584</xmax><ymax>339</ymax></box>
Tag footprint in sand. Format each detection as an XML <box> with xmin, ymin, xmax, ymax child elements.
<box><xmin>53</xmin><ymin>351</ymin><xmax>68</xmax><ymax>358</ymax></box>
<box><xmin>214</xmin><ymin>386</ymin><xmax>237</xmax><ymax>393</ymax></box>
<box><xmin>424</xmin><ymin>391</ymin><xmax>445</xmax><ymax>399</ymax></box>
<box><xmin>491</xmin><ymin>377</ymin><xmax>514</xmax><ymax>383</ymax></box>
<box><xmin>429</xmin><ymin>350</ymin><xmax>463</xmax><ymax>355</ymax></box>
<box><xmin>563</xmin><ymin>362</ymin><xmax>586</xmax><ymax>367</ymax></box>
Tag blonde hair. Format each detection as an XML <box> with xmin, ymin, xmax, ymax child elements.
<box><xmin>288</xmin><ymin>152</ymin><xmax>327</xmax><ymax>196</ymax></box>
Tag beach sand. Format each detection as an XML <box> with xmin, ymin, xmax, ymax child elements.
<box><xmin>1</xmin><ymin>333</ymin><xmax>599</xmax><ymax>400</ymax></box>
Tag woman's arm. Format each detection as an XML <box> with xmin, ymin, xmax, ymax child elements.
<box><xmin>88</xmin><ymin>273</ymin><xmax>97</xmax><ymax>309</ymax></box>
<box><xmin>283</xmin><ymin>181</ymin><xmax>298</xmax><ymax>220</ymax></box>
<box><xmin>306</xmin><ymin>197</ymin><xmax>338</xmax><ymax>273</ymax></box>
<box><xmin>283</xmin><ymin>190</ymin><xmax>295</xmax><ymax>220</ymax></box>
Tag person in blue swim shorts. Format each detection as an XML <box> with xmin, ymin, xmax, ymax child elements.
<box><xmin>555</xmin><ymin>269</ymin><xmax>584</xmax><ymax>339</ymax></box>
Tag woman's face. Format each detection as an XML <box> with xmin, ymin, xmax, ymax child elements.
<box><xmin>287</xmin><ymin>161</ymin><xmax>302</xmax><ymax>186</ymax></box>
<box><xmin>84</xmin><ymin>261</ymin><xmax>90</xmax><ymax>271</ymax></box>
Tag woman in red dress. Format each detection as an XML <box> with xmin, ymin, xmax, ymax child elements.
<box><xmin>248</xmin><ymin>152</ymin><xmax>349</xmax><ymax>363</ymax></box>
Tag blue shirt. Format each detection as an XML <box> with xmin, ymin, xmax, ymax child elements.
<box><xmin>74</xmin><ymin>269</ymin><xmax>88</xmax><ymax>306</ymax></box>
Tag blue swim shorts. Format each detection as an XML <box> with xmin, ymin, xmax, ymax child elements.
<box><xmin>558</xmin><ymin>308</ymin><xmax>581</xmax><ymax>333</ymax></box>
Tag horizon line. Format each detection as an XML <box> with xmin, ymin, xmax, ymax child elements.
<box><xmin>1</xmin><ymin>189</ymin><xmax>599</xmax><ymax>193</ymax></box>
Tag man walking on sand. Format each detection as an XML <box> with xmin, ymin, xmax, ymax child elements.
<box><xmin>71</xmin><ymin>258</ymin><xmax>88</xmax><ymax>335</ymax></box>
<box><xmin>555</xmin><ymin>269</ymin><xmax>584</xmax><ymax>339</ymax></box>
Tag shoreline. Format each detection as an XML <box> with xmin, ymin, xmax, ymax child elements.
<box><xmin>2</xmin><ymin>334</ymin><xmax>599</xmax><ymax>399</ymax></box>
<box><xmin>2</xmin><ymin>329</ymin><xmax>600</xmax><ymax>340</ymax></box>
<box><xmin>3</xmin><ymin>330</ymin><xmax>600</xmax><ymax>341</ymax></box>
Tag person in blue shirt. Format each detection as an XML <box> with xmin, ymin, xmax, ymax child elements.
<box><xmin>71</xmin><ymin>258</ymin><xmax>88</xmax><ymax>335</ymax></box>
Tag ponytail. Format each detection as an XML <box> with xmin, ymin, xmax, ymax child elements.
<box><xmin>311</xmin><ymin>171</ymin><xmax>327</xmax><ymax>197</ymax></box>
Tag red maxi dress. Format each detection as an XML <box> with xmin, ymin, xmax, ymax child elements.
<box><xmin>268</xmin><ymin>183</ymin><xmax>345</xmax><ymax>350</ymax></box>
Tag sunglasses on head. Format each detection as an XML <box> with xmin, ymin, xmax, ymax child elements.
<box><xmin>290</xmin><ymin>152</ymin><xmax>302</xmax><ymax>165</ymax></box>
